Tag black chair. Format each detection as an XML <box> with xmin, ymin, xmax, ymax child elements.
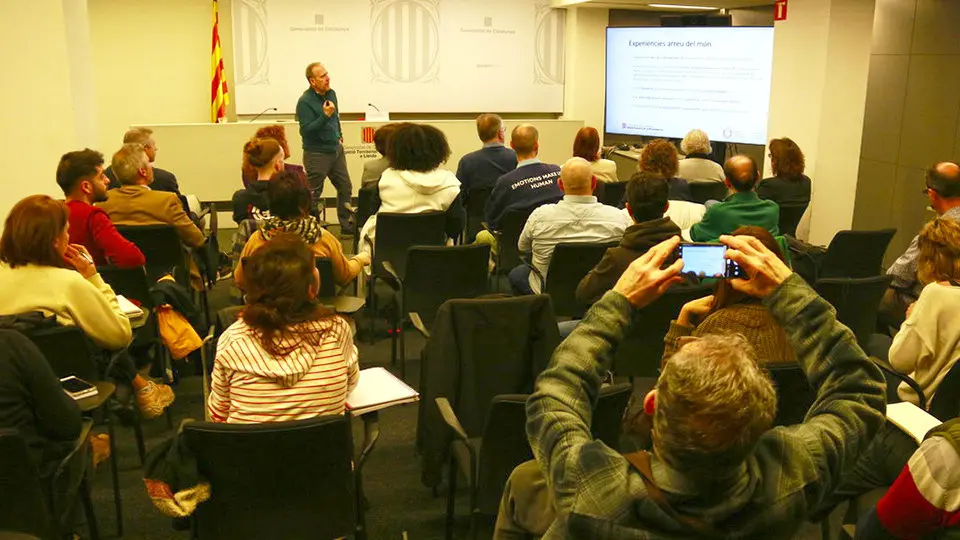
<box><xmin>491</xmin><ymin>207</ymin><xmax>536</xmax><ymax>275</ymax></box>
<box><xmin>596</xmin><ymin>182</ymin><xmax>626</xmax><ymax>208</ymax></box>
<box><xmin>463</xmin><ymin>187</ymin><xmax>493</xmax><ymax>244</ymax></box>
<box><xmin>613</xmin><ymin>284</ymin><xmax>714</xmax><ymax>378</ymax></box>
<box><xmin>767</xmin><ymin>363</ymin><xmax>815</xmax><ymax>426</ymax></box>
<box><xmin>689</xmin><ymin>182</ymin><xmax>728</xmax><ymax>204</ymax></box>
<box><xmin>873</xmin><ymin>356</ymin><xmax>960</xmax><ymax>421</ymax></box>
<box><xmin>348</xmin><ymin>184</ymin><xmax>380</xmax><ymax>254</ymax></box>
<box><xmin>436</xmin><ymin>383</ymin><xmax>630</xmax><ymax>540</ymax></box>
<box><xmin>183</xmin><ymin>416</ymin><xmax>367</xmax><ymax>540</ymax></box>
<box><xmin>0</xmin><ymin>422</ymin><xmax>99</xmax><ymax>540</ymax></box>
<box><xmin>819</xmin><ymin>229</ymin><xmax>897</xmax><ymax>279</ymax></box>
<box><xmin>816</xmin><ymin>275</ymin><xmax>893</xmax><ymax>347</ymax></box>
<box><xmin>778</xmin><ymin>203</ymin><xmax>808</xmax><ymax>237</ymax></box>
<box><xmin>538</xmin><ymin>242</ymin><xmax>617</xmax><ymax>318</ymax></box>
<box><xmin>26</xmin><ymin>327</ymin><xmax>126</xmax><ymax>537</ymax></box>
<box><xmin>384</xmin><ymin>244</ymin><xmax>490</xmax><ymax>378</ymax></box>
<box><xmin>315</xmin><ymin>258</ymin><xmax>365</xmax><ymax>316</ymax></box>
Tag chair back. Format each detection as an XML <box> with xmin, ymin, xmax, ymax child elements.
<box><xmin>689</xmin><ymin>182</ymin><xmax>728</xmax><ymax>205</ymax></box>
<box><xmin>496</xmin><ymin>207</ymin><xmax>536</xmax><ymax>273</ymax></box>
<box><xmin>115</xmin><ymin>224</ymin><xmax>191</xmax><ymax>284</ymax></box>
<box><xmin>475</xmin><ymin>396</ymin><xmax>533</xmax><ymax>516</ymax></box>
<box><xmin>767</xmin><ymin>363</ymin><xmax>814</xmax><ymax>426</ymax></box>
<box><xmin>356</xmin><ymin>184</ymin><xmax>379</xmax><ymax>231</ymax></box>
<box><xmin>778</xmin><ymin>203</ymin><xmax>808</xmax><ymax>237</ymax></box>
<box><xmin>929</xmin><ymin>358</ymin><xmax>960</xmax><ymax>421</ymax></box>
<box><xmin>592</xmin><ymin>383</ymin><xmax>632</xmax><ymax>449</ymax></box>
<box><xmin>403</xmin><ymin>245</ymin><xmax>490</xmax><ymax>326</ymax></box>
<box><xmin>815</xmin><ymin>275</ymin><xmax>893</xmax><ymax>347</ymax></box>
<box><xmin>373</xmin><ymin>212</ymin><xmax>447</xmax><ymax>282</ymax></box>
<box><xmin>183</xmin><ymin>416</ymin><xmax>359</xmax><ymax>540</ymax></box>
<box><xmin>99</xmin><ymin>265</ymin><xmax>156</xmax><ymax>310</ymax></box>
<box><xmin>464</xmin><ymin>187</ymin><xmax>493</xmax><ymax>243</ymax></box>
<box><xmin>544</xmin><ymin>242</ymin><xmax>617</xmax><ymax>318</ymax></box>
<box><xmin>25</xmin><ymin>327</ymin><xmax>100</xmax><ymax>383</ymax></box>
<box><xmin>596</xmin><ymin>182</ymin><xmax>626</xmax><ymax>208</ymax></box>
<box><xmin>315</xmin><ymin>258</ymin><xmax>338</xmax><ymax>298</ymax></box>
<box><xmin>0</xmin><ymin>431</ymin><xmax>52</xmax><ymax>540</ymax></box>
<box><xmin>820</xmin><ymin>229</ymin><xmax>896</xmax><ymax>279</ymax></box>
<box><xmin>614</xmin><ymin>284</ymin><xmax>714</xmax><ymax>378</ymax></box>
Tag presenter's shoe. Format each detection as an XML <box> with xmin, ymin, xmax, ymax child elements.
<box><xmin>137</xmin><ymin>380</ymin><xmax>175</xmax><ymax>419</ymax></box>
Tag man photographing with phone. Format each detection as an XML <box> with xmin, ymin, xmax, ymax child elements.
<box><xmin>297</xmin><ymin>62</ymin><xmax>354</xmax><ymax>234</ymax></box>
<box><xmin>494</xmin><ymin>234</ymin><xmax>886</xmax><ymax>539</ymax></box>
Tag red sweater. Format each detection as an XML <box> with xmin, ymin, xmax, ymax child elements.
<box><xmin>66</xmin><ymin>200</ymin><xmax>145</xmax><ymax>268</ymax></box>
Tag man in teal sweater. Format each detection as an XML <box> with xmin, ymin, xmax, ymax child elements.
<box><xmin>297</xmin><ymin>62</ymin><xmax>354</xmax><ymax>233</ymax></box>
<box><xmin>690</xmin><ymin>155</ymin><xmax>780</xmax><ymax>242</ymax></box>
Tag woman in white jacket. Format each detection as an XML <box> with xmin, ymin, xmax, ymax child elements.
<box><xmin>359</xmin><ymin>123</ymin><xmax>465</xmax><ymax>258</ymax></box>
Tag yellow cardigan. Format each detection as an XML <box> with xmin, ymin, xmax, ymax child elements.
<box><xmin>234</xmin><ymin>229</ymin><xmax>362</xmax><ymax>290</ymax></box>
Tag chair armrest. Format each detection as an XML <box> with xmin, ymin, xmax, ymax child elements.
<box><xmin>382</xmin><ymin>260</ymin><xmax>403</xmax><ymax>285</ymax></box>
<box><xmin>409</xmin><ymin>312</ymin><xmax>430</xmax><ymax>339</ymax></box>
<box><xmin>54</xmin><ymin>418</ymin><xmax>93</xmax><ymax>481</ymax></box>
<box><xmin>870</xmin><ymin>356</ymin><xmax>927</xmax><ymax>410</ymax></box>
<box><xmin>435</xmin><ymin>397</ymin><xmax>469</xmax><ymax>442</ymax></box>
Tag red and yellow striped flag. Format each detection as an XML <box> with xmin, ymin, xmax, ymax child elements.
<box><xmin>211</xmin><ymin>0</ymin><xmax>229</xmax><ymax>123</ymax></box>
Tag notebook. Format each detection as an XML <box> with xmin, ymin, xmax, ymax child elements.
<box><xmin>116</xmin><ymin>295</ymin><xmax>144</xmax><ymax>318</ymax></box>
<box><xmin>886</xmin><ymin>401</ymin><xmax>943</xmax><ymax>444</ymax></box>
<box><xmin>346</xmin><ymin>367</ymin><xmax>419</xmax><ymax>416</ymax></box>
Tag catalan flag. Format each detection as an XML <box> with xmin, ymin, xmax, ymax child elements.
<box><xmin>211</xmin><ymin>0</ymin><xmax>229</xmax><ymax>123</ymax></box>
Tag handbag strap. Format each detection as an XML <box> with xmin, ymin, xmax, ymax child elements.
<box><xmin>623</xmin><ymin>451</ymin><xmax>722</xmax><ymax>538</ymax></box>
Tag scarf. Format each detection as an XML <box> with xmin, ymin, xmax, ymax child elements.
<box><xmin>259</xmin><ymin>215</ymin><xmax>324</xmax><ymax>244</ymax></box>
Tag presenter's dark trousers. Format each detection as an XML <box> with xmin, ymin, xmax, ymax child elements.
<box><xmin>304</xmin><ymin>145</ymin><xmax>353</xmax><ymax>232</ymax></box>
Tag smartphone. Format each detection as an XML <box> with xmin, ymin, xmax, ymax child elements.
<box><xmin>60</xmin><ymin>376</ymin><xmax>98</xmax><ymax>400</ymax></box>
<box><xmin>675</xmin><ymin>243</ymin><xmax>745</xmax><ymax>279</ymax></box>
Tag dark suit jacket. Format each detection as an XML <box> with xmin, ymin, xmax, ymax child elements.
<box><xmin>456</xmin><ymin>144</ymin><xmax>518</xmax><ymax>195</ymax></box>
<box><xmin>757</xmin><ymin>174</ymin><xmax>812</xmax><ymax>206</ymax></box>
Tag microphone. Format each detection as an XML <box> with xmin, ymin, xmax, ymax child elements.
<box><xmin>367</xmin><ymin>102</ymin><xmax>381</xmax><ymax>112</ymax></box>
<box><xmin>249</xmin><ymin>107</ymin><xmax>277</xmax><ymax>122</ymax></box>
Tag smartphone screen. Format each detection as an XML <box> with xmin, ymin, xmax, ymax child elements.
<box><xmin>60</xmin><ymin>376</ymin><xmax>95</xmax><ymax>394</ymax></box>
<box><xmin>679</xmin><ymin>244</ymin><xmax>727</xmax><ymax>278</ymax></box>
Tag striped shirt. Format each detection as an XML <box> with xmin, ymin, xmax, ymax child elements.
<box><xmin>207</xmin><ymin>316</ymin><xmax>359</xmax><ymax>424</ymax></box>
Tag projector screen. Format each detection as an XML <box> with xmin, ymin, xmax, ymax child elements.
<box><xmin>605</xmin><ymin>27</ymin><xmax>774</xmax><ymax>145</ymax></box>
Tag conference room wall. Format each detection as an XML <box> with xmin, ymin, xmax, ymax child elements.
<box><xmin>852</xmin><ymin>0</ymin><xmax>960</xmax><ymax>266</ymax></box>
<box><xmin>563</xmin><ymin>7</ymin><xmax>608</xmax><ymax>139</ymax></box>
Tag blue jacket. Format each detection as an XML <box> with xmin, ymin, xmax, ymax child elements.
<box><xmin>296</xmin><ymin>88</ymin><xmax>342</xmax><ymax>153</ymax></box>
<box><xmin>484</xmin><ymin>161</ymin><xmax>563</xmax><ymax>229</ymax></box>
<box><xmin>690</xmin><ymin>191</ymin><xmax>780</xmax><ymax>242</ymax></box>
<box><xmin>456</xmin><ymin>144</ymin><xmax>518</xmax><ymax>195</ymax></box>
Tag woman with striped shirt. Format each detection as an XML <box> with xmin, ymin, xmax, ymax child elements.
<box><xmin>208</xmin><ymin>233</ymin><xmax>359</xmax><ymax>424</ymax></box>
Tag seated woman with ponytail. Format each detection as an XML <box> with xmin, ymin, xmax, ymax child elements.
<box><xmin>208</xmin><ymin>233</ymin><xmax>359</xmax><ymax>423</ymax></box>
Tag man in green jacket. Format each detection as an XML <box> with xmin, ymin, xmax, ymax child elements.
<box><xmin>690</xmin><ymin>156</ymin><xmax>780</xmax><ymax>242</ymax></box>
<box><xmin>494</xmin><ymin>235</ymin><xmax>887</xmax><ymax>539</ymax></box>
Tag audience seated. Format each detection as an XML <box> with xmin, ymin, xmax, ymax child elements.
<box><xmin>690</xmin><ymin>155</ymin><xmax>780</xmax><ymax>242</ymax></box>
<box><xmin>456</xmin><ymin>114</ymin><xmax>519</xmax><ymax>199</ymax></box>
<box><xmin>638</xmin><ymin>138</ymin><xmax>692</xmax><ymax>202</ymax></box>
<box><xmin>509</xmin><ymin>157</ymin><xmax>629</xmax><ymax>295</ymax></box>
<box><xmin>888</xmin><ymin>218</ymin><xmax>960</xmax><ymax>407</ymax></box>
<box><xmin>573</xmin><ymin>127</ymin><xmax>618</xmax><ymax>183</ymax></box>
<box><xmin>235</xmin><ymin>172</ymin><xmax>370</xmax><ymax>289</ymax></box>
<box><xmin>855</xmin><ymin>417</ymin><xmax>960</xmax><ymax>540</ymax></box>
<box><xmin>208</xmin><ymin>233</ymin><xmax>359</xmax><ymax>423</ymax></box>
<box><xmin>677</xmin><ymin>129</ymin><xmax>725</xmax><ymax>184</ymax></box>
<box><xmin>240</xmin><ymin>124</ymin><xmax>306</xmax><ymax>189</ymax></box>
<box><xmin>663</xmin><ymin>226</ymin><xmax>796</xmax><ymax>365</ymax></box>
<box><xmin>56</xmin><ymin>148</ymin><xmax>145</xmax><ymax>268</ymax></box>
<box><xmin>577</xmin><ymin>172</ymin><xmax>680</xmax><ymax>305</ymax></box>
<box><xmin>0</xmin><ymin>195</ymin><xmax>173</xmax><ymax>418</ymax></box>
<box><xmin>757</xmin><ymin>137</ymin><xmax>812</xmax><ymax>207</ymax></box>
<box><xmin>359</xmin><ymin>123</ymin><xmax>465</xmax><ymax>258</ymax></box>
<box><xmin>105</xmin><ymin>127</ymin><xmax>183</xmax><ymax>197</ymax></box>
<box><xmin>361</xmin><ymin>123</ymin><xmax>399</xmax><ymax>187</ymax></box>
<box><xmin>495</xmin><ymin>235</ymin><xmax>886</xmax><ymax>538</ymax></box>
<box><xmin>881</xmin><ymin>161</ymin><xmax>960</xmax><ymax>326</ymax></box>
<box><xmin>232</xmin><ymin>137</ymin><xmax>284</xmax><ymax>224</ymax></box>
<box><xmin>98</xmin><ymin>143</ymin><xmax>205</xmax><ymax>249</ymax></box>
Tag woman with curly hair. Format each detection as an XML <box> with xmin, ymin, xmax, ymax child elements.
<box><xmin>757</xmin><ymin>137</ymin><xmax>811</xmax><ymax>207</ymax></box>
<box><xmin>638</xmin><ymin>139</ymin><xmax>692</xmax><ymax>201</ymax></box>
<box><xmin>240</xmin><ymin>124</ymin><xmax>306</xmax><ymax>188</ymax></box>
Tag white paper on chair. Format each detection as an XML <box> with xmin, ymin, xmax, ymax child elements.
<box><xmin>887</xmin><ymin>401</ymin><xmax>943</xmax><ymax>444</ymax></box>
<box><xmin>346</xmin><ymin>367</ymin><xmax>419</xmax><ymax>416</ymax></box>
<box><xmin>116</xmin><ymin>295</ymin><xmax>144</xmax><ymax>318</ymax></box>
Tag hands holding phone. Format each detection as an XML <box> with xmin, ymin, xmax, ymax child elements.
<box><xmin>63</xmin><ymin>244</ymin><xmax>97</xmax><ymax>279</ymax></box>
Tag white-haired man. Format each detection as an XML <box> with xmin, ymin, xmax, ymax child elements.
<box><xmin>495</xmin><ymin>234</ymin><xmax>887</xmax><ymax>539</ymax></box>
<box><xmin>509</xmin><ymin>157</ymin><xmax>630</xmax><ymax>295</ymax></box>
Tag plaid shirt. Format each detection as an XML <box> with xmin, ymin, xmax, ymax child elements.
<box><xmin>526</xmin><ymin>274</ymin><xmax>886</xmax><ymax>539</ymax></box>
<box><xmin>887</xmin><ymin>206</ymin><xmax>960</xmax><ymax>293</ymax></box>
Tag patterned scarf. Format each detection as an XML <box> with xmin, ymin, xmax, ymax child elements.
<box><xmin>259</xmin><ymin>215</ymin><xmax>324</xmax><ymax>244</ymax></box>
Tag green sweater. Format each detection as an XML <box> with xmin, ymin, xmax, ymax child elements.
<box><xmin>296</xmin><ymin>88</ymin><xmax>342</xmax><ymax>153</ymax></box>
<box><xmin>690</xmin><ymin>190</ymin><xmax>780</xmax><ymax>242</ymax></box>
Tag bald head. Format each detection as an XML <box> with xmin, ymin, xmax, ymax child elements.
<box><xmin>927</xmin><ymin>161</ymin><xmax>960</xmax><ymax>214</ymax></box>
<box><xmin>476</xmin><ymin>114</ymin><xmax>504</xmax><ymax>143</ymax></box>
<box><xmin>560</xmin><ymin>157</ymin><xmax>595</xmax><ymax>196</ymax></box>
<box><xmin>724</xmin><ymin>155</ymin><xmax>760</xmax><ymax>192</ymax></box>
<box><xmin>510</xmin><ymin>124</ymin><xmax>539</xmax><ymax>159</ymax></box>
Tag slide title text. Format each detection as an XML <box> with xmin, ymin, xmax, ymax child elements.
<box><xmin>628</xmin><ymin>40</ymin><xmax>713</xmax><ymax>48</ymax></box>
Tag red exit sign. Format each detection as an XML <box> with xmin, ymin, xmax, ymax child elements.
<box><xmin>775</xmin><ymin>0</ymin><xmax>788</xmax><ymax>21</ymax></box>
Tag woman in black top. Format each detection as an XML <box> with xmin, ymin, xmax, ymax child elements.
<box><xmin>757</xmin><ymin>137</ymin><xmax>812</xmax><ymax>206</ymax></box>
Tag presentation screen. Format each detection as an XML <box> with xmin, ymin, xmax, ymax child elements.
<box><xmin>605</xmin><ymin>27</ymin><xmax>774</xmax><ymax>145</ymax></box>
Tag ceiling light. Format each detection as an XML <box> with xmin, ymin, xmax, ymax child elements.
<box><xmin>648</xmin><ymin>3</ymin><xmax>717</xmax><ymax>9</ymax></box>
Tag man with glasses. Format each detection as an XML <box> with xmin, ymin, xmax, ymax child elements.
<box><xmin>105</xmin><ymin>127</ymin><xmax>183</xmax><ymax>196</ymax></box>
<box><xmin>881</xmin><ymin>161</ymin><xmax>960</xmax><ymax>324</ymax></box>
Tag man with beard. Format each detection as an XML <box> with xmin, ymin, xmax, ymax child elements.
<box><xmin>57</xmin><ymin>149</ymin><xmax>145</xmax><ymax>268</ymax></box>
